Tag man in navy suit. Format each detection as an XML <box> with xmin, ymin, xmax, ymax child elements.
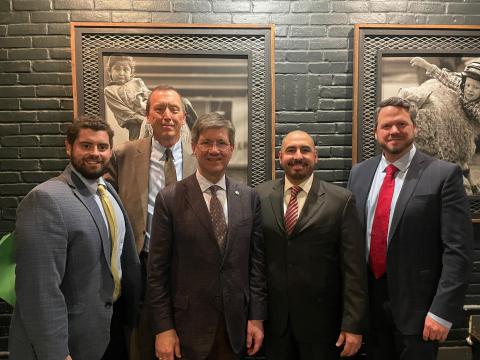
<box><xmin>348</xmin><ymin>97</ymin><xmax>473</xmax><ymax>360</ymax></box>
<box><xmin>148</xmin><ymin>113</ymin><xmax>267</xmax><ymax>360</ymax></box>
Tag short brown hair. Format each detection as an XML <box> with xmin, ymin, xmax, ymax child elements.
<box><xmin>375</xmin><ymin>97</ymin><xmax>417</xmax><ymax>128</ymax></box>
<box><xmin>66</xmin><ymin>115</ymin><xmax>114</xmax><ymax>147</ymax></box>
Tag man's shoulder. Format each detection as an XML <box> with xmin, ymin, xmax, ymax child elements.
<box><xmin>255</xmin><ymin>179</ymin><xmax>280</xmax><ymax>196</ymax></box>
<box><xmin>316</xmin><ymin>177</ymin><xmax>352</xmax><ymax>201</ymax></box>
<box><xmin>114</xmin><ymin>137</ymin><xmax>151</xmax><ymax>156</ymax></box>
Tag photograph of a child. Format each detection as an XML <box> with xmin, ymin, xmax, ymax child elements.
<box><xmin>104</xmin><ymin>55</ymin><xmax>151</xmax><ymax>140</ymax></box>
<box><xmin>101</xmin><ymin>53</ymin><xmax>249</xmax><ymax>183</ymax></box>
<box><xmin>381</xmin><ymin>55</ymin><xmax>480</xmax><ymax>194</ymax></box>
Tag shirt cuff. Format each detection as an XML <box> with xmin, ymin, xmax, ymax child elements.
<box><xmin>427</xmin><ymin>312</ymin><xmax>452</xmax><ymax>330</ymax></box>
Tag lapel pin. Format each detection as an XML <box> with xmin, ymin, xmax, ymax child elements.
<box><xmin>235</xmin><ymin>190</ymin><xmax>240</xmax><ymax>196</ymax></box>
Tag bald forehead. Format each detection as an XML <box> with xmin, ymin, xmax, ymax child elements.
<box><xmin>281</xmin><ymin>131</ymin><xmax>315</xmax><ymax>149</ymax></box>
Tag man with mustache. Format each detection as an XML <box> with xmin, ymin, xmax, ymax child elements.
<box><xmin>256</xmin><ymin>130</ymin><xmax>367</xmax><ymax>359</ymax></box>
<box><xmin>9</xmin><ymin>115</ymin><xmax>141</xmax><ymax>360</ymax></box>
<box><xmin>347</xmin><ymin>97</ymin><xmax>473</xmax><ymax>360</ymax></box>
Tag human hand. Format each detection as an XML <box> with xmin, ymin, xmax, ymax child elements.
<box><xmin>410</xmin><ymin>57</ymin><xmax>431</xmax><ymax>71</ymax></box>
<box><xmin>155</xmin><ymin>329</ymin><xmax>182</xmax><ymax>360</ymax></box>
<box><xmin>336</xmin><ymin>331</ymin><xmax>362</xmax><ymax>357</ymax></box>
<box><xmin>246</xmin><ymin>320</ymin><xmax>264</xmax><ymax>356</ymax></box>
<box><xmin>65</xmin><ymin>356</ymin><xmax>72</xmax><ymax>360</ymax></box>
<box><xmin>423</xmin><ymin>315</ymin><xmax>449</xmax><ymax>342</ymax></box>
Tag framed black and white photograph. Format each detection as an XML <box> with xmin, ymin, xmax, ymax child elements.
<box><xmin>71</xmin><ymin>22</ymin><xmax>275</xmax><ymax>186</ymax></box>
<box><xmin>353</xmin><ymin>24</ymin><xmax>480</xmax><ymax>219</ymax></box>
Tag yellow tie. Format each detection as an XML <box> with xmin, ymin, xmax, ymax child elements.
<box><xmin>98</xmin><ymin>184</ymin><xmax>121</xmax><ymax>301</ymax></box>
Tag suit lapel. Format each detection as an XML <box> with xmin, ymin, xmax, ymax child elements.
<box><xmin>293</xmin><ymin>176</ymin><xmax>326</xmax><ymax>235</ymax></box>
<box><xmin>224</xmin><ymin>178</ymin><xmax>242</xmax><ymax>259</ymax></box>
<box><xmin>355</xmin><ymin>157</ymin><xmax>380</xmax><ymax>229</ymax></box>
<box><xmin>268</xmin><ymin>179</ymin><xmax>287</xmax><ymax>234</ymax></box>
<box><xmin>134</xmin><ymin>138</ymin><xmax>151</xmax><ymax>224</ymax></box>
<box><xmin>388</xmin><ymin>151</ymin><xmax>426</xmax><ymax>244</ymax></box>
<box><xmin>183</xmin><ymin>175</ymin><xmax>217</xmax><ymax>245</ymax></box>
<box><xmin>62</xmin><ymin>166</ymin><xmax>112</xmax><ymax>267</ymax></box>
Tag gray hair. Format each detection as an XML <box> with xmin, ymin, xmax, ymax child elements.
<box><xmin>191</xmin><ymin>112</ymin><xmax>235</xmax><ymax>145</ymax></box>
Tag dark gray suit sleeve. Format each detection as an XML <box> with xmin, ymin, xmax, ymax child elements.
<box><xmin>15</xmin><ymin>189</ymin><xmax>70</xmax><ymax>359</ymax></box>
<box><xmin>248</xmin><ymin>190</ymin><xmax>267</xmax><ymax>320</ymax></box>
<box><xmin>429</xmin><ymin>165</ymin><xmax>473</xmax><ymax>321</ymax></box>
<box><xmin>147</xmin><ymin>189</ymin><xmax>175</xmax><ymax>334</ymax></box>
<box><xmin>340</xmin><ymin>193</ymin><xmax>368</xmax><ymax>334</ymax></box>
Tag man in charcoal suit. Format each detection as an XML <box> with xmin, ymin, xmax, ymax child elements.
<box><xmin>9</xmin><ymin>116</ymin><xmax>141</xmax><ymax>360</ymax></box>
<box><xmin>256</xmin><ymin>130</ymin><xmax>367</xmax><ymax>360</ymax></box>
<box><xmin>347</xmin><ymin>96</ymin><xmax>473</xmax><ymax>360</ymax></box>
<box><xmin>148</xmin><ymin>113</ymin><xmax>267</xmax><ymax>360</ymax></box>
<box><xmin>106</xmin><ymin>85</ymin><xmax>197</xmax><ymax>360</ymax></box>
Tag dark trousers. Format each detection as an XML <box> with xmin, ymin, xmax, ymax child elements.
<box><xmin>366</xmin><ymin>271</ymin><xmax>438</xmax><ymax>360</ymax></box>
<box><xmin>130</xmin><ymin>250</ymin><xmax>156</xmax><ymax>360</ymax></box>
<box><xmin>102</xmin><ymin>300</ymin><xmax>129</xmax><ymax>360</ymax></box>
<box><xmin>265</xmin><ymin>319</ymin><xmax>340</xmax><ymax>360</ymax></box>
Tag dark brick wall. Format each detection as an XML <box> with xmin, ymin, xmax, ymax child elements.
<box><xmin>0</xmin><ymin>0</ymin><xmax>479</xmax><ymax>356</ymax></box>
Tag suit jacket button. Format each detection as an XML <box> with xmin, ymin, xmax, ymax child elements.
<box><xmin>105</xmin><ymin>302</ymin><xmax>112</xmax><ymax>308</ymax></box>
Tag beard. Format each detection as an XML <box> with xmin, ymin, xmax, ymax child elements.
<box><xmin>284</xmin><ymin>159</ymin><xmax>314</xmax><ymax>182</ymax></box>
<box><xmin>380</xmin><ymin>136</ymin><xmax>414</xmax><ymax>156</ymax></box>
<box><xmin>71</xmin><ymin>154</ymin><xmax>109</xmax><ymax>179</ymax></box>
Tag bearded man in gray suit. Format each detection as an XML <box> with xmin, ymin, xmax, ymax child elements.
<box><xmin>9</xmin><ymin>116</ymin><xmax>141</xmax><ymax>360</ymax></box>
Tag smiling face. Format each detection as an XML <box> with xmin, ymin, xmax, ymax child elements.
<box><xmin>279</xmin><ymin>131</ymin><xmax>318</xmax><ymax>185</ymax></box>
<box><xmin>65</xmin><ymin>128</ymin><xmax>112</xmax><ymax>179</ymax></box>
<box><xmin>464</xmin><ymin>77</ymin><xmax>480</xmax><ymax>102</ymax></box>
<box><xmin>192</xmin><ymin>127</ymin><xmax>234</xmax><ymax>184</ymax></box>
<box><xmin>110</xmin><ymin>61</ymin><xmax>132</xmax><ymax>84</ymax></box>
<box><xmin>375</xmin><ymin>105</ymin><xmax>416</xmax><ymax>162</ymax></box>
<box><xmin>147</xmin><ymin>89</ymin><xmax>186</xmax><ymax>148</ymax></box>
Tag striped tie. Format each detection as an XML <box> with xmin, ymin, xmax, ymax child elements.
<box><xmin>98</xmin><ymin>184</ymin><xmax>121</xmax><ymax>301</ymax></box>
<box><xmin>285</xmin><ymin>185</ymin><xmax>301</xmax><ymax>235</ymax></box>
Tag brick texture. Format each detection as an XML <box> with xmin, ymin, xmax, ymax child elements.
<box><xmin>1</xmin><ymin>1</ymin><xmax>479</xmax><ymax>359</ymax></box>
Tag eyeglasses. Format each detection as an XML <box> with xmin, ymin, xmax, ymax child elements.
<box><xmin>197</xmin><ymin>140</ymin><xmax>231</xmax><ymax>151</ymax></box>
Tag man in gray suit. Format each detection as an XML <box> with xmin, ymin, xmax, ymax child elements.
<box><xmin>9</xmin><ymin>115</ymin><xmax>141</xmax><ymax>360</ymax></box>
<box><xmin>148</xmin><ymin>113</ymin><xmax>267</xmax><ymax>360</ymax></box>
<box><xmin>106</xmin><ymin>85</ymin><xmax>197</xmax><ymax>359</ymax></box>
<box><xmin>256</xmin><ymin>130</ymin><xmax>367</xmax><ymax>360</ymax></box>
<box><xmin>347</xmin><ymin>97</ymin><xmax>473</xmax><ymax>359</ymax></box>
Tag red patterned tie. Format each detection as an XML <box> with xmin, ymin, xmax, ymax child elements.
<box><xmin>370</xmin><ymin>164</ymin><xmax>399</xmax><ymax>279</ymax></box>
<box><xmin>285</xmin><ymin>185</ymin><xmax>301</xmax><ymax>235</ymax></box>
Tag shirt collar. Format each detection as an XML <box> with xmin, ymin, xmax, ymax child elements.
<box><xmin>380</xmin><ymin>144</ymin><xmax>416</xmax><ymax>173</ymax></box>
<box><xmin>284</xmin><ymin>173</ymin><xmax>314</xmax><ymax>195</ymax></box>
<box><xmin>71</xmin><ymin>165</ymin><xmax>106</xmax><ymax>195</ymax></box>
<box><xmin>151</xmin><ymin>137</ymin><xmax>182</xmax><ymax>160</ymax></box>
<box><xmin>196</xmin><ymin>170</ymin><xmax>227</xmax><ymax>193</ymax></box>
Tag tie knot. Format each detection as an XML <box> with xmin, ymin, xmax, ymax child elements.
<box><xmin>97</xmin><ymin>183</ymin><xmax>107</xmax><ymax>196</ymax></box>
<box><xmin>290</xmin><ymin>185</ymin><xmax>301</xmax><ymax>198</ymax></box>
<box><xmin>165</xmin><ymin>148</ymin><xmax>173</xmax><ymax>161</ymax></box>
<box><xmin>210</xmin><ymin>185</ymin><xmax>221</xmax><ymax>196</ymax></box>
<box><xmin>386</xmin><ymin>164</ymin><xmax>398</xmax><ymax>177</ymax></box>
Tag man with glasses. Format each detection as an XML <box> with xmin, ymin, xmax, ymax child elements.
<box><xmin>148</xmin><ymin>112</ymin><xmax>267</xmax><ymax>360</ymax></box>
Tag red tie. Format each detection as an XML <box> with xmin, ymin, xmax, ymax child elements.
<box><xmin>370</xmin><ymin>164</ymin><xmax>399</xmax><ymax>279</ymax></box>
<box><xmin>285</xmin><ymin>186</ymin><xmax>301</xmax><ymax>235</ymax></box>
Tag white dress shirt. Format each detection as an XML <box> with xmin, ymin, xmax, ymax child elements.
<box><xmin>144</xmin><ymin>138</ymin><xmax>183</xmax><ymax>251</ymax></box>
<box><xmin>196</xmin><ymin>171</ymin><xmax>228</xmax><ymax>224</ymax></box>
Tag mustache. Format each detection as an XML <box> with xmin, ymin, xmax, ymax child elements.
<box><xmin>288</xmin><ymin>159</ymin><xmax>305</xmax><ymax>166</ymax></box>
